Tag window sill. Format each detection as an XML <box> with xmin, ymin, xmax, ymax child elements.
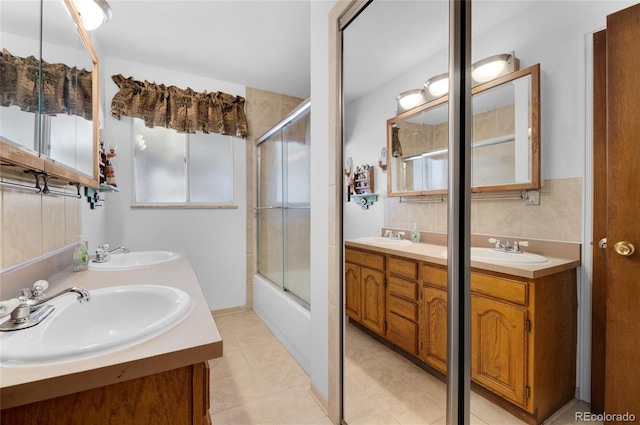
<box><xmin>131</xmin><ymin>204</ymin><xmax>238</xmax><ymax>210</ymax></box>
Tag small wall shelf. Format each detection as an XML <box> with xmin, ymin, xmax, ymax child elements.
<box><xmin>352</xmin><ymin>193</ymin><xmax>378</xmax><ymax>209</ymax></box>
<box><xmin>348</xmin><ymin>164</ymin><xmax>378</xmax><ymax>209</ymax></box>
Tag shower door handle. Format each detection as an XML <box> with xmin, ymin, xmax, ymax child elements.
<box><xmin>255</xmin><ymin>206</ymin><xmax>281</xmax><ymax>210</ymax></box>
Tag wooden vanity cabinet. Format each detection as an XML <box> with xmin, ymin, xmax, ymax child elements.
<box><xmin>0</xmin><ymin>362</ymin><xmax>212</xmax><ymax>425</ymax></box>
<box><xmin>418</xmin><ymin>263</ymin><xmax>576</xmax><ymax>423</ymax></box>
<box><xmin>419</xmin><ymin>264</ymin><xmax>448</xmax><ymax>374</ymax></box>
<box><xmin>345</xmin><ymin>245</ymin><xmax>577</xmax><ymax>424</ymax></box>
<box><xmin>344</xmin><ymin>248</ymin><xmax>386</xmax><ymax>336</ymax></box>
<box><xmin>471</xmin><ymin>273</ymin><xmax>529</xmax><ymax>409</ymax></box>
<box><xmin>386</xmin><ymin>256</ymin><xmax>420</xmax><ymax>355</ymax></box>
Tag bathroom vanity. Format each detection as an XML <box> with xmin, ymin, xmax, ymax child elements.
<box><xmin>0</xmin><ymin>253</ymin><xmax>222</xmax><ymax>424</ymax></box>
<box><xmin>344</xmin><ymin>237</ymin><xmax>580</xmax><ymax>425</ymax></box>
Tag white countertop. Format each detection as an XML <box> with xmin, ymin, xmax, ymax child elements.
<box><xmin>345</xmin><ymin>239</ymin><xmax>581</xmax><ymax>279</ymax></box>
<box><xmin>0</xmin><ymin>253</ymin><xmax>222</xmax><ymax>409</ymax></box>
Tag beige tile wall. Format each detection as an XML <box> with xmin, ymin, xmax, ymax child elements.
<box><xmin>244</xmin><ymin>87</ymin><xmax>304</xmax><ymax>309</ymax></box>
<box><xmin>385</xmin><ymin>177</ymin><xmax>582</xmax><ymax>243</ymax></box>
<box><xmin>0</xmin><ymin>183</ymin><xmax>81</xmax><ymax>271</ymax></box>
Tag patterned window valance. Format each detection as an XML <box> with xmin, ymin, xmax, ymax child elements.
<box><xmin>0</xmin><ymin>48</ymin><xmax>93</xmax><ymax>119</ymax></box>
<box><xmin>110</xmin><ymin>74</ymin><xmax>248</xmax><ymax>138</ymax></box>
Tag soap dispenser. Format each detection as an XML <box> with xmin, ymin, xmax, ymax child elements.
<box><xmin>73</xmin><ymin>241</ymin><xmax>89</xmax><ymax>272</ymax></box>
<box><xmin>410</xmin><ymin>223</ymin><xmax>421</xmax><ymax>243</ymax></box>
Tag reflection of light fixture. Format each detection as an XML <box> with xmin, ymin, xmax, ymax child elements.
<box><xmin>396</xmin><ymin>89</ymin><xmax>427</xmax><ymax>114</ymax></box>
<box><xmin>344</xmin><ymin>156</ymin><xmax>353</xmax><ymax>177</ymax></box>
<box><xmin>72</xmin><ymin>0</ymin><xmax>112</xmax><ymax>31</ymax></box>
<box><xmin>424</xmin><ymin>72</ymin><xmax>450</xmax><ymax>98</ymax></box>
<box><xmin>394</xmin><ymin>52</ymin><xmax>520</xmax><ymax>113</ymax></box>
<box><xmin>471</xmin><ymin>52</ymin><xmax>519</xmax><ymax>85</ymax></box>
<box><xmin>134</xmin><ymin>134</ymin><xmax>147</xmax><ymax>151</ymax></box>
<box><xmin>378</xmin><ymin>147</ymin><xmax>387</xmax><ymax>171</ymax></box>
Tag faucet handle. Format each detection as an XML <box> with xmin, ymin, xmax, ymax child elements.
<box><xmin>0</xmin><ymin>298</ymin><xmax>21</xmax><ymax>317</ymax></box>
<box><xmin>31</xmin><ymin>280</ymin><xmax>49</xmax><ymax>300</ymax></box>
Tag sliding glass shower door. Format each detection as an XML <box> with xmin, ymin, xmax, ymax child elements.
<box><xmin>256</xmin><ymin>100</ymin><xmax>311</xmax><ymax>306</ymax></box>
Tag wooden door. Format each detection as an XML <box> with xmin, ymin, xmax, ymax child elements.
<box><xmin>419</xmin><ymin>285</ymin><xmax>448</xmax><ymax>373</ymax></box>
<box><xmin>344</xmin><ymin>262</ymin><xmax>362</xmax><ymax>322</ymax></box>
<box><xmin>471</xmin><ymin>295</ymin><xmax>527</xmax><ymax>408</ymax></box>
<box><xmin>361</xmin><ymin>267</ymin><xmax>385</xmax><ymax>335</ymax></box>
<box><xmin>602</xmin><ymin>3</ymin><xmax>640</xmax><ymax>417</ymax></box>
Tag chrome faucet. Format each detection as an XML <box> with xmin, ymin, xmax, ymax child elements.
<box><xmin>488</xmin><ymin>237</ymin><xmax>530</xmax><ymax>253</ymax></box>
<box><xmin>93</xmin><ymin>244</ymin><xmax>130</xmax><ymax>263</ymax></box>
<box><xmin>384</xmin><ymin>230</ymin><xmax>406</xmax><ymax>240</ymax></box>
<box><xmin>0</xmin><ymin>281</ymin><xmax>90</xmax><ymax>331</ymax></box>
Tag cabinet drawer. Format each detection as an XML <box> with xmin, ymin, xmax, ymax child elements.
<box><xmin>389</xmin><ymin>256</ymin><xmax>418</xmax><ymax>280</ymax></box>
<box><xmin>345</xmin><ymin>248</ymin><xmax>385</xmax><ymax>271</ymax></box>
<box><xmin>471</xmin><ymin>273</ymin><xmax>527</xmax><ymax>306</ymax></box>
<box><xmin>387</xmin><ymin>312</ymin><xmax>418</xmax><ymax>355</ymax></box>
<box><xmin>388</xmin><ymin>276</ymin><xmax>418</xmax><ymax>300</ymax></box>
<box><xmin>422</xmin><ymin>264</ymin><xmax>447</xmax><ymax>289</ymax></box>
<box><xmin>388</xmin><ymin>294</ymin><xmax>417</xmax><ymax>321</ymax></box>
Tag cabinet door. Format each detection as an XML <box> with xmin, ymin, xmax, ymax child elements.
<box><xmin>345</xmin><ymin>262</ymin><xmax>362</xmax><ymax>322</ymax></box>
<box><xmin>472</xmin><ymin>295</ymin><xmax>527</xmax><ymax>407</ymax></box>
<box><xmin>419</xmin><ymin>285</ymin><xmax>448</xmax><ymax>374</ymax></box>
<box><xmin>361</xmin><ymin>267</ymin><xmax>385</xmax><ymax>335</ymax></box>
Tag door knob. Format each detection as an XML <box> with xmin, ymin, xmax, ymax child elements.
<box><xmin>614</xmin><ymin>241</ymin><xmax>635</xmax><ymax>257</ymax></box>
<box><xmin>598</xmin><ymin>238</ymin><xmax>607</xmax><ymax>249</ymax></box>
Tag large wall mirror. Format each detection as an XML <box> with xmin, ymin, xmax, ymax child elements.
<box><xmin>0</xmin><ymin>0</ymin><xmax>99</xmax><ymax>188</ymax></box>
<box><xmin>387</xmin><ymin>64</ymin><xmax>540</xmax><ymax>196</ymax></box>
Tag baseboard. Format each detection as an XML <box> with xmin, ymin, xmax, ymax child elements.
<box><xmin>310</xmin><ymin>383</ymin><xmax>329</xmax><ymax>416</ymax></box>
<box><xmin>210</xmin><ymin>305</ymin><xmax>250</xmax><ymax>317</ymax></box>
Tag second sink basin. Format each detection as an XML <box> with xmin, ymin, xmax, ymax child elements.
<box><xmin>89</xmin><ymin>251</ymin><xmax>180</xmax><ymax>270</ymax></box>
<box><xmin>442</xmin><ymin>247</ymin><xmax>549</xmax><ymax>265</ymax></box>
<box><xmin>0</xmin><ymin>285</ymin><xmax>193</xmax><ymax>366</ymax></box>
<box><xmin>356</xmin><ymin>236</ymin><xmax>412</xmax><ymax>246</ymax></box>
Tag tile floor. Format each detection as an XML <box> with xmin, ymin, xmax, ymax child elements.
<box><xmin>209</xmin><ymin>311</ymin><xmax>599</xmax><ymax>425</ymax></box>
<box><xmin>209</xmin><ymin>311</ymin><xmax>331</xmax><ymax>425</ymax></box>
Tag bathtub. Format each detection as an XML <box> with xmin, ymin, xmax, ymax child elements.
<box><xmin>252</xmin><ymin>274</ymin><xmax>310</xmax><ymax>374</ymax></box>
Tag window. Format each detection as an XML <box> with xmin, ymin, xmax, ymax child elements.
<box><xmin>132</xmin><ymin>118</ymin><xmax>234</xmax><ymax>206</ymax></box>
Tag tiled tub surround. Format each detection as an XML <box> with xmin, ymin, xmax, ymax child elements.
<box><xmin>0</xmin><ymin>253</ymin><xmax>222</xmax><ymax>415</ymax></box>
<box><xmin>386</xmin><ymin>177</ymin><xmax>583</xmax><ymax>243</ymax></box>
<box><xmin>244</xmin><ymin>87</ymin><xmax>305</xmax><ymax>311</ymax></box>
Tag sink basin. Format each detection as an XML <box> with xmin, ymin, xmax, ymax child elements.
<box><xmin>89</xmin><ymin>251</ymin><xmax>180</xmax><ymax>270</ymax></box>
<box><xmin>441</xmin><ymin>247</ymin><xmax>549</xmax><ymax>265</ymax></box>
<box><xmin>356</xmin><ymin>236</ymin><xmax>412</xmax><ymax>246</ymax></box>
<box><xmin>0</xmin><ymin>285</ymin><xmax>192</xmax><ymax>366</ymax></box>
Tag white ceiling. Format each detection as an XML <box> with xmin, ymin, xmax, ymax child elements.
<box><xmin>2</xmin><ymin>1</ymin><xmax>541</xmax><ymax>102</ymax></box>
<box><xmin>94</xmin><ymin>0</ymin><xmax>312</xmax><ymax>98</ymax></box>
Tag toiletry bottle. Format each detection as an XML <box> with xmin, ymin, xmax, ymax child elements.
<box><xmin>410</xmin><ymin>223</ymin><xmax>421</xmax><ymax>243</ymax></box>
<box><xmin>73</xmin><ymin>241</ymin><xmax>89</xmax><ymax>272</ymax></box>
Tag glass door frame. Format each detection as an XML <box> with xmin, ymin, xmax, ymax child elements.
<box><xmin>337</xmin><ymin>1</ymin><xmax>472</xmax><ymax>423</ymax></box>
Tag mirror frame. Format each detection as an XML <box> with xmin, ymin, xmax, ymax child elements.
<box><xmin>386</xmin><ymin>63</ymin><xmax>540</xmax><ymax>197</ymax></box>
<box><xmin>0</xmin><ymin>0</ymin><xmax>100</xmax><ymax>189</ymax></box>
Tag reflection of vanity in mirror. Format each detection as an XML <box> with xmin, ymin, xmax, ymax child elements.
<box><xmin>0</xmin><ymin>0</ymin><xmax>100</xmax><ymax>188</ymax></box>
<box><xmin>388</xmin><ymin>64</ymin><xmax>540</xmax><ymax>196</ymax></box>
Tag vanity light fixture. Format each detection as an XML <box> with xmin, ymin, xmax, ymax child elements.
<box><xmin>71</xmin><ymin>0</ymin><xmax>112</xmax><ymax>31</ymax></box>
<box><xmin>424</xmin><ymin>72</ymin><xmax>450</xmax><ymax>99</ymax></box>
<box><xmin>396</xmin><ymin>89</ymin><xmax>427</xmax><ymax>114</ymax></box>
<box><xmin>471</xmin><ymin>52</ymin><xmax>519</xmax><ymax>85</ymax></box>
<box><xmin>396</xmin><ymin>52</ymin><xmax>519</xmax><ymax>113</ymax></box>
